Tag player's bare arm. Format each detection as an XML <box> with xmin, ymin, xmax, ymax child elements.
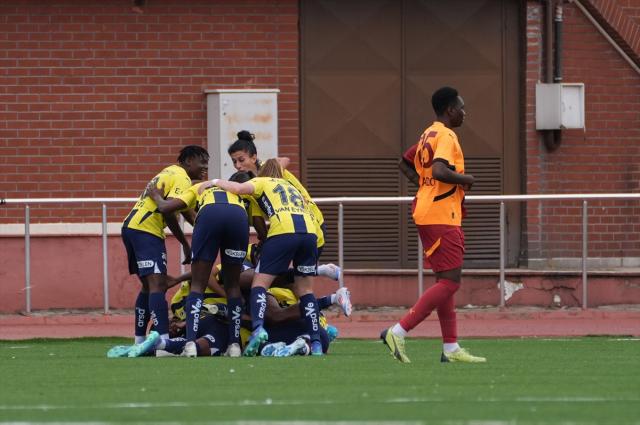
<box><xmin>145</xmin><ymin>182</ymin><xmax>192</xmax><ymax>264</ymax></box>
<box><xmin>398</xmin><ymin>158</ymin><xmax>420</xmax><ymax>186</ymax></box>
<box><xmin>164</xmin><ymin>213</ymin><xmax>192</xmax><ymax>265</ymax></box>
<box><xmin>199</xmin><ymin>178</ymin><xmax>255</xmax><ymax>195</ymax></box>
<box><xmin>432</xmin><ymin>161</ymin><xmax>474</xmax><ymax>188</ymax></box>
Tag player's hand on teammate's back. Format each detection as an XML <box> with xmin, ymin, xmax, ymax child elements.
<box><xmin>197</xmin><ymin>180</ymin><xmax>214</xmax><ymax>194</ymax></box>
<box><xmin>145</xmin><ymin>181</ymin><xmax>165</xmax><ymax>201</ymax></box>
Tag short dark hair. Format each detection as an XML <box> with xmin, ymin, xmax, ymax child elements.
<box><xmin>177</xmin><ymin>145</ymin><xmax>209</xmax><ymax>163</ymax></box>
<box><xmin>229</xmin><ymin>170</ymin><xmax>255</xmax><ymax>183</ymax></box>
<box><xmin>431</xmin><ymin>86</ymin><xmax>459</xmax><ymax>116</ymax></box>
<box><xmin>227</xmin><ymin>130</ymin><xmax>257</xmax><ymax>157</ymax></box>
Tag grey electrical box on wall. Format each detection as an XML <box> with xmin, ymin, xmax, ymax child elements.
<box><xmin>205</xmin><ymin>89</ymin><xmax>280</xmax><ymax>179</ymax></box>
<box><xmin>536</xmin><ymin>83</ymin><xmax>585</xmax><ymax>130</ymax></box>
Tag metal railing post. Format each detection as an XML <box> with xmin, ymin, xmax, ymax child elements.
<box><xmin>338</xmin><ymin>202</ymin><xmax>344</xmax><ymax>288</ymax></box>
<box><xmin>418</xmin><ymin>236</ymin><xmax>424</xmax><ymax>296</ymax></box>
<box><xmin>582</xmin><ymin>200</ymin><xmax>588</xmax><ymax>309</ymax></box>
<box><xmin>499</xmin><ymin>201</ymin><xmax>506</xmax><ymax>307</ymax></box>
<box><xmin>102</xmin><ymin>204</ymin><xmax>110</xmax><ymax>314</ymax></box>
<box><xmin>24</xmin><ymin>205</ymin><xmax>31</xmax><ymax>314</ymax></box>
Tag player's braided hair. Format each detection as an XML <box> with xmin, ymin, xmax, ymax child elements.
<box><xmin>431</xmin><ymin>86</ymin><xmax>459</xmax><ymax>116</ymax></box>
<box><xmin>177</xmin><ymin>145</ymin><xmax>209</xmax><ymax>164</ymax></box>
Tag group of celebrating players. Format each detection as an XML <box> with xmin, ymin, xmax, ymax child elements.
<box><xmin>109</xmin><ymin>130</ymin><xmax>352</xmax><ymax>358</ymax></box>
<box><xmin>109</xmin><ymin>86</ymin><xmax>487</xmax><ymax>364</ymax></box>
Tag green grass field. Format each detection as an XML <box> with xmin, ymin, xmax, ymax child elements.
<box><xmin>1</xmin><ymin>337</ymin><xmax>639</xmax><ymax>425</ymax></box>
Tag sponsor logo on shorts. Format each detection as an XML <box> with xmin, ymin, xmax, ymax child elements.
<box><xmin>297</xmin><ymin>265</ymin><xmax>316</xmax><ymax>274</ymax></box>
<box><xmin>224</xmin><ymin>249</ymin><xmax>247</xmax><ymax>258</ymax></box>
<box><xmin>137</xmin><ymin>260</ymin><xmax>154</xmax><ymax>268</ymax></box>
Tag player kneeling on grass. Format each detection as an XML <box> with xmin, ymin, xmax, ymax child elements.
<box><xmin>259</xmin><ymin>286</ymin><xmax>338</xmax><ymax>357</ymax></box>
<box><xmin>231</xmin><ymin>252</ymin><xmax>351</xmax><ymax>357</ymax></box>
<box><xmin>107</xmin><ymin>271</ymin><xmax>231</xmax><ymax>358</ymax></box>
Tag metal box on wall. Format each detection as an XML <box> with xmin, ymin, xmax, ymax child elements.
<box><xmin>536</xmin><ymin>83</ymin><xmax>585</xmax><ymax>130</ymax></box>
<box><xmin>205</xmin><ymin>89</ymin><xmax>280</xmax><ymax>179</ymax></box>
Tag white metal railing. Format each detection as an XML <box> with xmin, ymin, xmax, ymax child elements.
<box><xmin>3</xmin><ymin>193</ymin><xmax>640</xmax><ymax>313</ymax></box>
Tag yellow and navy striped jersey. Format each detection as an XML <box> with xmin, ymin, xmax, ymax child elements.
<box><xmin>170</xmin><ymin>280</ymin><xmax>227</xmax><ymax>321</ymax></box>
<box><xmin>123</xmin><ymin>165</ymin><xmax>192</xmax><ymax>239</ymax></box>
<box><xmin>250</xmin><ymin>177</ymin><xmax>316</xmax><ymax>238</ymax></box>
<box><xmin>177</xmin><ymin>182</ymin><xmax>245</xmax><ymax>216</ymax></box>
<box><xmin>267</xmin><ymin>287</ymin><xmax>328</xmax><ymax>329</ymax></box>
<box><xmin>283</xmin><ymin>169</ymin><xmax>325</xmax><ymax>248</ymax></box>
<box><xmin>241</xmin><ymin>194</ymin><xmax>265</xmax><ymax>227</ymax></box>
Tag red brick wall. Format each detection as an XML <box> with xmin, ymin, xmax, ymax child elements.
<box><xmin>525</xmin><ymin>1</ymin><xmax>640</xmax><ymax>262</ymax></box>
<box><xmin>0</xmin><ymin>0</ymin><xmax>299</xmax><ymax>223</ymax></box>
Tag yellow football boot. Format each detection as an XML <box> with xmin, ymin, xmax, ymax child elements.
<box><xmin>380</xmin><ymin>328</ymin><xmax>411</xmax><ymax>363</ymax></box>
<box><xmin>441</xmin><ymin>347</ymin><xmax>486</xmax><ymax>363</ymax></box>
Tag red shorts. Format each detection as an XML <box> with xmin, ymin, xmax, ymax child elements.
<box><xmin>416</xmin><ymin>224</ymin><xmax>465</xmax><ymax>272</ymax></box>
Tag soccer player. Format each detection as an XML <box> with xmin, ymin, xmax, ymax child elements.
<box><xmin>200</xmin><ymin>159</ymin><xmax>324</xmax><ymax>356</ymax></box>
<box><xmin>381</xmin><ymin>87</ymin><xmax>486</xmax><ymax>364</ymax></box>
<box><xmin>144</xmin><ymin>171</ymin><xmax>249</xmax><ymax>357</ymax></box>
<box><xmin>228</xmin><ymin>130</ymin><xmax>332</xmax><ymax>263</ymax></box>
<box><xmin>121</xmin><ymin>145</ymin><xmax>208</xmax><ymax>354</ymax></box>
<box><xmin>259</xmin><ymin>286</ymin><xmax>335</xmax><ymax>357</ymax></box>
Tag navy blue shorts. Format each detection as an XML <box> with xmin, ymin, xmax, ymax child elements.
<box><xmin>121</xmin><ymin>227</ymin><xmax>167</xmax><ymax>277</ymax></box>
<box><xmin>191</xmin><ymin>204</ymin><xmax>249</xmax><ymax>264</ymax></box>
<box><xmin>198</xmin><ymin>315</ymin><xmax>229</xmax><ymax>356</ymax></box>
<box><xmin>257</xmin><ymin>233</ymin><xmax>318</xmax><ymax>276</ymax></box>
<box><xmin>265</xmin><ymin>320</ymin><xmax>329</xmax><ymax>353</ymax></box>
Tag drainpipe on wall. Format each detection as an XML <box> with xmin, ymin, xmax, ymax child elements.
<box><xmin>542</xmin><ymin>0</ymin><xmax>563</xmax><ymax>151</ymax></box>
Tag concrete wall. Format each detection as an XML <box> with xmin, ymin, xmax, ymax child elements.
<box><xmin>2</xmin><ymin>235</ymin><xmax>639</xmax><ymax>314</ymax></box>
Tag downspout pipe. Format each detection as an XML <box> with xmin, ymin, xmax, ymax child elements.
<box><xmin>554</xmin><ymin>2</ymin><xmax>563</xmax><ymax>82</ymax></box>
<box><xmin>542</xmin><ymin>0</ymin><xmax>563</xmax><ymax>151</ymax></box>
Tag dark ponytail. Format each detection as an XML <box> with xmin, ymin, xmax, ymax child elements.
<box><xmin>228</xmin><ymin>130</ymin><xmax>261</xmax><ymax>169</ymax></box>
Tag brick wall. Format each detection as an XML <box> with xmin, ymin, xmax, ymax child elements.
<box><xmin>0</xmin><ymin>0</ymin><xmax>299</xmax><ymax>223</ymax></box>
<box><xmin>2</xmin><ymin>0</ymin><xmax>639</xmax><ymax>265</ymax></box>
<box><xmin>525</xmin><ymin>1</ymin><xmax>640</xmax><ymax>264</ymax></box>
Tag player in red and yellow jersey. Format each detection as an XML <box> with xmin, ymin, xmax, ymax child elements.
<box><xmin>121</xmin><ymin>145</ymin><xmax>208</xmax><ymax>354</ymax></box>
<box><xmin>382</xmin><ymin>87</ymin><xmax>486</xmax><ymax>364</ymax></box>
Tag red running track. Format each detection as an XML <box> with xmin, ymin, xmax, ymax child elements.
<box><xmin>1</xmin><ymin>306</ymin><xmax>639</xmax><ymax>340</ymax></box>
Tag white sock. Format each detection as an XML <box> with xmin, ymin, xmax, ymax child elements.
<box><xmin>443</xmin><ymin>342</ymin><xmax>460</xmax><ymax>353</ymax></box>
<box><xmin>391</xmin><ymin>323</ymin><xmax>408</xmax><ymax>337</ymax></box>
<box><xmin>330</xmin><ymin>293</ymin><xmax>337</xmax><ymax>304</ymax></box>
<box><xmin>134</xmin><ymin>336</ymin><xmax>145</xmax><ymax>344</ymax></box>
<box><xmin>156</xmin><ymin>338</ymin><xmax>167</xmax><ymax>350</ymax></box>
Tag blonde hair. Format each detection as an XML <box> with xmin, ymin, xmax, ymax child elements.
<box><xmin>257</xmin><ymin>158</ymin><xmax>284</xmax><ymax>179</ymax></box>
